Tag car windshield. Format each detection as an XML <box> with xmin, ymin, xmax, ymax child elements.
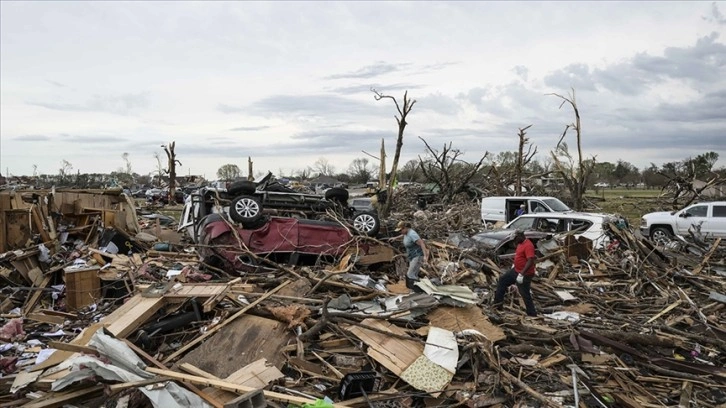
<box><xmin>542</xmin><ymin>198</ymin><xmax>571</xmax><ymax>212</ymax></box>
<box><xmin>507</xmin><ymin>217</ymin><xmax>536</xmax><ymax>230</ymax></box>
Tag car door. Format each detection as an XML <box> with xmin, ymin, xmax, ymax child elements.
<box><xmin>707</xmin><ymin>204</ymin><xmax>726</xmax><ymax>237</ymax></box>
<box><xmin>675</xmin><ymin>204</ymin><xmax>709</xmax><ymax>235</ymax></box>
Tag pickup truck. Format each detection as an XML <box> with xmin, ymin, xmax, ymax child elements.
<box><xmin>640</xmin><ymin>201</ymin><xmax>726</xmax><ymax>243</ymax></box>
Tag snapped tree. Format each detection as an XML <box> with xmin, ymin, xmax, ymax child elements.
<box><xmin>372</xmin><ymin>89</ymin><xmax>416</xmax><ymax>216</ymax></box>
<box><xmin>162</xmin><ymin>142</ymin><xmax>181</xmax><ymax>204</ymax></box>
<box><xmin>548</xmin><ymin>89</ymin><xmax>595</xmax><ymax>211</ymax></box>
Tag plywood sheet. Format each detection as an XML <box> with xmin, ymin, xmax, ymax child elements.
<box><xmin>177</xmin><ymin>314</ymin><xmax>293</xmax><ymax>378</ymax></box>
<box><xmin>345</xmin><ymin>319</ymin><xmax>423</xmax><ymax>376</ymax></box>
<box><xmin>102</xmin><ymin>294</ymin><xmax>165</xmax><ymax>338</ymax></box>
<box><xmin>426</xmin><ymin>306</ymin><xmax>506</xmax><ymax>343</ymax></box>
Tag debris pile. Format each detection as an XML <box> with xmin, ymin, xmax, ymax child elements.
<box><xmin>0</xmin><ymin>188</ymin><xmax>724</xmax><ymax>408</ymax></box>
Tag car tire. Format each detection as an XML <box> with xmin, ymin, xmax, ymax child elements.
<box><xmin>352</xmin><ymin>211</ymin><xmax>380</xmax><ymax>237</ymax></box>
<box><xmin>228</xmin><ymin>181</ymin><xmax>256</xmax><ymax>196</ymax></box>
<box><xmin>325</xmin><ymin>187</ymin><xmax>349</xmax><ymax>204</ymax></box>
<box><xmin>650</xmin><ymin>227</ymin><xmax>673</xmax><ymax>245</ymax></box>
<box><xmin>229</xmin><ymin>195</ymin><xmax>263</xmax><ymax>226</ymax></box>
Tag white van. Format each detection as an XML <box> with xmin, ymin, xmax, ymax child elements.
<box><xmin>481</xmin><ymin>196</ymin><xmax>571</xmax><ymax>226</ymax></box>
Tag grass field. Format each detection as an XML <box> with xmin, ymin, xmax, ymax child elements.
<box><xmin>585</xmin><ymin>188</ymin><xmax>670</xmax><ymax>225</ymax></box>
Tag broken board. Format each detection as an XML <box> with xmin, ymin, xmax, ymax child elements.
<box><xmin>425</xmin><ymin>306</ymin><xmax>506</xmax><ymax>343</ymax></box>
<box><xmin>176</xmin><ymin>314</ymin><xmax>293</xmax><ymax>378</ymax></box>
<box><xmin>345</xmin><ymin>319</ymin><xmax>423</xmax><ymax>376</ymax></box>
<box><xmin>102</xmin><ymin>294</ymin><xmax>166</xmax><ymax>338</ymax></box>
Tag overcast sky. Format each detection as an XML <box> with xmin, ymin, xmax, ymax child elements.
<box><xmin>2</xmin><ymin>1</ymin><xmax>725</xmax><ymax>179</ymax></box>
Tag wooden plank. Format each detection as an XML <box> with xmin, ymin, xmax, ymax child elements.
<box><xmin>26</xmin><ymin>313</ymin><xmax>65</xmax><ymax>325</ymax></box>
<box><xmin>23</xmin><ymin>276</ymin><xmax>51</xmax><ymax>315</ymax></box>
<box><xmin>31</xmin><ymin>206</ymin><xmax>51</xmax><ymax>243</ymax></box>
<box><xmin>176</xmin><ymin>315</ymin><xmax>292</xmax><ymax>378</ymax></box>
<box><xmin>163</xmin><ymin>280</ymin><xmax>290</xmax><ymax>364</ymax></box>
<box><xmin>21</xmin><ymin>385</ymin><xmax>104</xmax><ymax>408</ymax></box>
<box><xmin>183</xmin><ymin>359</ymin><xmax>284</xmax><ymax>403</ymax></box>
<box><xmin>692</xmin><ymin>237</ymin><xmax>721</xmax><ymax>275</ymax></box>
<box><xmin>106</xmin><ymin>377</ymin><xmax>172</xmax><ymax>395</ymax></box>
<box><xmin>29</xmin><ymin>324</ymin><xmax>105</xmax><ymax>372</ymax></box>
<box><xmin>121</xmin><ymin>339</ymin><xmax>225</xmax><ymax>408</ymax></box>
<box><xmin>426</xmin><ymin>306</ymin><xmax>506</xmax><ymax>343</ymax></box>
<box><xmin>202</xmin><ymin>278</ymin><xmax>241</xmax><ymax>313</ymax></box>
<box><xmin>345</xmin><ymin>319</ymin><xmax>423</xmax><ymax>376</ymax></box>
<box><xmin>46</xmin><ymin>341</ymin><xmax>99</xmax><ymax>356</ymax></box>
<box><xmin>103</xmin><ymin>295</ymin><xmax>165</xmax><ymax>338</ymax></box>
<box><xmin>645</xmin><ymin>299</ymin><xmax>682</xmax><ymax>324</ymax></box>
<box><xmin>146</xmin><ymin>368</ymin><xmax>351</xmax><ymax>407</ymax></box>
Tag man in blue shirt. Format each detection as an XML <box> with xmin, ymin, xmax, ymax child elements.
<box><xmin>515</xmin><ymin>204</ymin><xmax>526</xmax><ymax>217</ymax></box>
<box><xmin>394</xmin><ymin>221</ymin><xmax>429</xmax><ymax>291</ymax></box>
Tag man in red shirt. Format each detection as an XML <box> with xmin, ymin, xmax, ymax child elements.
<box><xmin>492</xmin><ymin>230</ymin><xmax>537</xmax><ymax>316</ymax></box>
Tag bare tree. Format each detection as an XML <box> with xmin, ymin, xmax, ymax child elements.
<box><xmin>372</xmin><ymin>88</ymin><xmax>416</xmax><ymax>216</ymax></box>
<box><xmin>418</xmin><ymin>137</ymin><xmax>488</xmax><ymax>202</ymax></box>
<box><xmin>217</xmin><ymin>164</ymin><xmax>241</xmax><ymax>180</ymax></box>
<box><xmin>313</xmin><ymin>157</ymin><xmax>336</xmax><ymax>177</ymax></box>
<box><xmin>515</xmin><ymin>125</ymin><xmax>537</xmax><ymax>196</ymax></box>
<box><xmin>153</xmin><ymin>152</ymin><xmax>164</xmax><ymax>187</ymax></box>
<box><xmin>121</xmin><ymin>152</ymin><xmax>132</xmax><ymax>175</ymax></box>
<box><xmin>548</xmin><ymin>89</ymin><xmax>595</xmax><ymax>211</ymax></box>
<box><xmin>32</xmin><ymin>164</ymin><xmax>38</xmax><ymax>178</ymax></box>
<box><xmin>162</xmin><ymin>142</ymin><xmax>182</xmax><ymax>204</ymax></box>
<box><xmin>59</xmin><ymin>160</ymin><xmax>73</xmax><ymax>183</ymax></box>
<box><xmin>348</xmin><ymin>157</ymin><xmax>374</xmax><ymax>184</ymax></box>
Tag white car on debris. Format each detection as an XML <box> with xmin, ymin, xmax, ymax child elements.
<box><xmin>640</xmin><ymin>201</ymin><xmax>726</xmax><ymax>244</ymax></box>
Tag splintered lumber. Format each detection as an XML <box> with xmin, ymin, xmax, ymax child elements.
<box><xmin>120</xmin><ymin>339</ymin><xmax>225</xmax><ymax>408</ymax></box>
<box><xmin>177</xmin><ymin>315</ymin><xmax>292</xmax><ymax>377</ymax></box>
<box><xmin>103</xmin><ymin>294</ymin><xmax>165</xmax><ymax>338</ymax></box>
<box><xmin>692</xmin><ymin>237</ymin><xmax>721</xmax><ymax>275</ymax></box>
<box><xmin>426</xmin><ymin>305</ymin><xmax>506</xmax><ymax>343</ymax></box>
<box><xmin>180</xmin><ymin>360</ymin><xmax>284</xmax><ymax>402</ymax></box>
<box><xmin>162</xmin><ymin>280</ymin><xmax>290</xmax><ymax>364</ymax></box>
<box><xmin>345</xmin><ymin>319</ymin><xmax>423</xmax><ymax>376</ymax></box>
<box><xmin>146</xmin><ymin>368</ymin><xmax>352</xmax><ymax>407</ymax></box>
<box><xmin>645</xmin><ymin>299</ymin><xmax>683</xmax><ymax>324</ymax></box>
<box><xmin>21</xmin><ymin>385</ymin><xmax>104</xmax><ymax>408</ymax></box>
<box><xmin>106</xmin><ymin>377</ymin><xmax>172</xmax><ymax>395</ymax></box>
<box><xmin>29</xmin><ymin>324</ymin><xmax>105</xmax><ymax>372</ymax></box>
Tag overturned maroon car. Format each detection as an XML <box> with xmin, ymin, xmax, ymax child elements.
<box><xmin>198</xmin><ymin>214</ymin><xmax>354</xmax><ymax>270</ymax></box>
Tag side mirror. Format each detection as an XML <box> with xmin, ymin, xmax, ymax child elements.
<box><xmin>679</xmin><ymin>212</ymin><xmax>690</xmax><ymax>218</ymax></box>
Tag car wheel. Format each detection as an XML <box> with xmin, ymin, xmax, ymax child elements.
<box><xmin>228</xmin><ymin>180</ymin><xmax>256</xmax><ymax>196</ymax></box>
<box><xmin>229</xmin><ymin>195</ymin><xmax>263</xmax><ymax>226</ymax></box>
<box><xmin>325</xmin><ymin>187</ymin><xmax>349</xmax><ymax>204</ymax></box>
<box><xmin>352</xmin><ymin>211</ymin><xmax>380</xmax><ymax>236</ymax></box>
<box><xmin>650</xmin><ymin>227</ymin><xmax>673</xmax><ymax>245</ymax></box>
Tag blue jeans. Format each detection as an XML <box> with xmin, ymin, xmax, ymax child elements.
<box><xmin>493</xmin><ymin>268</ymin><xmax>537</xmax><ymax>316</ymax></box>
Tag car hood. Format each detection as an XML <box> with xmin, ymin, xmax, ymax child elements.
<box><xmin>643</xmin><ymin>211</ymin><xmax>673</xmax><ymax>220</ymax></box>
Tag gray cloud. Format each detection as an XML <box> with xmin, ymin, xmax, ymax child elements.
<box><xmin>654</xmin><ymin>89</ymin><xmax>726</xmax><ymax>122</ymax></box>
<box><xmin>704</xmin><ymin>2</ymin><xmax>726</xmax><ymax>25</ymax></box>
<box><xmin>14</xmin><ymin>134</ymin><xmax>51</xmax><ymax>141</ymax></box>
<box><xmin>234</xmin><ymin>94</ymin><xmax>388</xmax><ymax>118</ymax></box>
<box><xmin>544</xmin><ymin>33</ymin><xmax>726</xmax><ymax>95</ymax></box>
<box><xmin>229</xmin><ymin>125</ymin><xmax>271</xmax><ymax>131</ymax></box>
<box><xmin>45</xmin><ymin>80</ymin><xmax>66</xmax><ymax>88</ymax></box>
<box><xmin>331</xmin><ymin>83</ymin><xmax>422</xmax><ymax>95</ymax></box>
<box><xmin>325</xmin><ymin>62</ymin><xmax>408</xmax><ymax>79</ymax></box>
<box><xmin>512</xmin><ymin>65</ymin><xmax>529</xmax><ymax>81</ymax></box>
<box><xmin>417</xmin><ymin>92</ymin><xmax>462</xmax><ymax>116</ymax></box>
<box><xmin>543</xmin><ymin>64</ymin><xmax>598</xmax><ymax>92</ymax></box>
<box><xmin>28</xmin><ymin>92</ymin><xmax>150</xmax><ymax>115</ymax></box>
<box><xmin>216</xmin><ymin>103</ymin><xmax>244</xmax><ymax>114</ymax></box>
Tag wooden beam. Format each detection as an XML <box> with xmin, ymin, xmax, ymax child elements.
<box><xmin>692</xmin><ymin>237</ymin><xmax>721</xmax><ymax>275</ymax></box>
<box><xmin>162</xmin><ymin>280</ymin><xmax>290</xmax><ymax>364</ymax></box>
<box><xmin>46</xmin><ymin>341</ymin><xmax>99</xmax><ymax>356</ymax></box>
<box><xmin>146</xmin><ymin>368</ymin><xmax>351</xmax><ymax>407</ymax></box>
<box><xmin>22</xmin><ymin>385</ymin><xmax>104</xmax><ymax>408</ymax></box>
<box><xmin>121</xmin><ymin>339</ymin><xmax>225</xmax><ymax>408</ymax></box>
<box><xmin>106</xmin><ymin>377</ymin><xmax>172</xmax><ymax>395</ymax></box>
